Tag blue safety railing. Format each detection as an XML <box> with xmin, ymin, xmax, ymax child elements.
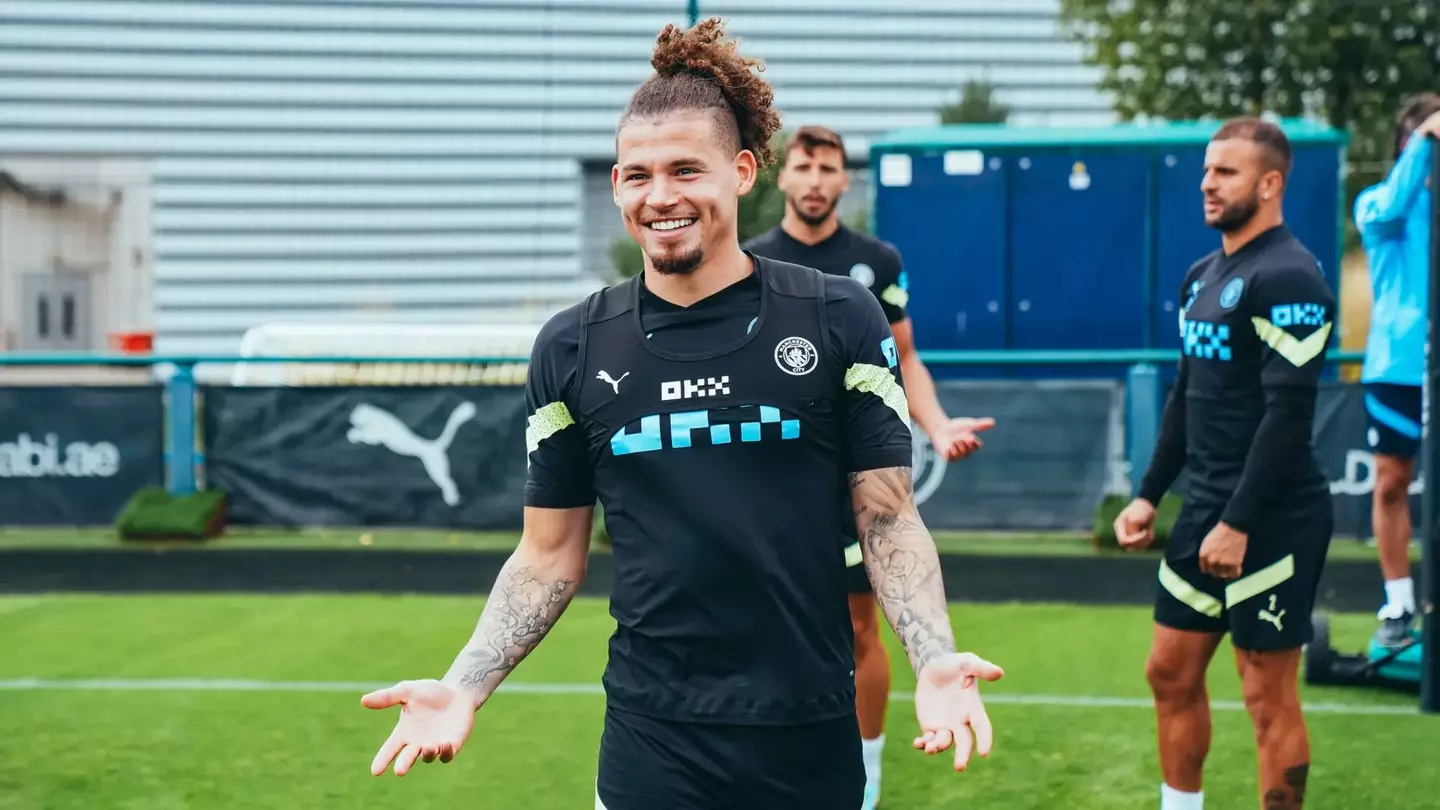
<box><xmin>0</xmin><ymin>349</ymin><xmax>1368</xmax><ymax>498</ymax></box>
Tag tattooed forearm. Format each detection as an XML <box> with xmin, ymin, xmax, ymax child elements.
<box><xmin>445</xmin><ymin>556</ymin><xmax>578</xmax><ymax>703</ymax></box>
<box><xmin>1263</xmin><ymin>764</ymin><xmax>1309</xmax><ymax>809</ymax></box>
<box><xmin>849</xmin><ymin>466</ymin><xmax>957</xmax><ymax>677</ymax></box>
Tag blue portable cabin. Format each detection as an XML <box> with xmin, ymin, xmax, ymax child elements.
<box><xmin>868</xmin><ymin>120</ymin><xmax>1349</xmax><ymax>380</ymax></box>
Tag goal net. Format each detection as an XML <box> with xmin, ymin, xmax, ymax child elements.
<box><xmin>228</xmin><ymin>323</ymin><xmax>542</xmax><ymax>386</ymax></box>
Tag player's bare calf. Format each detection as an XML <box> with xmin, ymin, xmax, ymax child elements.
<box><xmin>1235</xmin><ymin>648</ymin><xmax>1309</xmax><ymax>809</ymax></box>
<box><xmin>1145</xmin><ymin>626</ymin><xmax>1223</xmax><ymax>795</ymax></box>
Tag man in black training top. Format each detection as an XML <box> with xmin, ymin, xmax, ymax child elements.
<box><xmin>362</xmin><ymin>18</ymin><xmax>1003</xmax><ymax>810</ymax></box>
<box><xmin>1115</xmin><ymin>118</ymin><xmax>1335</xmax><ymax>810</ymax></box>
<box><xmin>745</xmin><ymin>124</ymin><xmax>996</xmax><ymax>810</ymax></box>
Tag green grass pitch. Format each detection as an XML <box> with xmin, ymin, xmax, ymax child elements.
<box><xmin>1</xmin><ymin>594</ymin><xmax>1435</xmax><ymax>809</ymax></box>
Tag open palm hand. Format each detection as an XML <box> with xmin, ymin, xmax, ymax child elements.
<box><xmin>912</xmin><ymin>652</ymin><xmax>1004</xmax><ymax>771</ymax></box>
<box><xmin>362</xmin><ymin>679</ymin><xmax>479</xmax><ymax>776</ymax></box>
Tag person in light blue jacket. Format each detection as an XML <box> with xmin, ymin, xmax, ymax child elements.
<box><xmin>1356</xmin><ymin>94</ymin><xmax>1440</xmax><ymax>646</ymax></box>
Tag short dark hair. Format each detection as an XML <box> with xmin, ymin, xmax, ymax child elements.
<box><xmin>782</xmin><ymin>125</ymin><xmax>846</xmax><ymax>165</ymax></box>
<box><xmin>1211</xmin><ymin>117</ymin><xmax>1293</xmax><ymax>179</ymax></box>
<box><xmin>617</xmin><ymin>18</ymin><xmax>784</xmax><ymax>168</ymax></box>
<box><xmin>1395</xmin><ymin>93</ymin><xmax>1440</xmax><ymax>158</ymax></box>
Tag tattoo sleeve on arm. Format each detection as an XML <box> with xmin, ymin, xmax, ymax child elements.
<box><xmin>446</xmin><ymin>556</ymin><xmax>578</xmax><ymax>703</ymax></box>
<box><xmin>849</xmin><ymin>466</ymin><xmax>957</xmax><ymax>676</ymax></box>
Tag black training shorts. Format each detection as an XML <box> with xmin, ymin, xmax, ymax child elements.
<box><xmin>595</xmin><ymin>705</ymin><xmax>864</xmax><ymax>810</ymax></box>
<box><xmin>1364</xmin><ymin>382</ymin><xmax>1423</xmax><ymax>461</ymax></box>
<box><xmin>1154</xmin><ymin>499</ymin><xmax>1332</xmax><ymax>651</ymax></box>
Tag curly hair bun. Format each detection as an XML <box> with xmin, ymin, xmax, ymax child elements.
<box><xmin>620</xmin><ymin>17</ymin><xmax>782</xmax><ymax>167</ymax></box>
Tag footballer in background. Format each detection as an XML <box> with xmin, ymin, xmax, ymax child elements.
<box><xmin>746</xmin><ymin>124</ymin><xmax>996</xmax><ymax>810</ymax></box>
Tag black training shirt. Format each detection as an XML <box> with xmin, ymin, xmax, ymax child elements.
<box><xmin>744</xmin><ymin>224</ymin><xmax>910</xmax><ymax>325</ymax></box>
<box><xmin>523</xmin><ymin>254</ymin><xmax>912</xmax><ymax>725</ymax></box>
<box><xmin>745</xmin><ymin>224</ymin><xmax>913</xmax><ymax>551</ymax></box>
<box><xmin>1139</xmin><ymin>225</ymin><xmax>1335</xmax><ymax>532</ymax></box>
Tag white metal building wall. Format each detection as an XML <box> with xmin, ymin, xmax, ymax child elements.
<box><xmin>0</xmin><ymin>0</ymin><xmax>1112</xmax><ymax>355</ymax></box>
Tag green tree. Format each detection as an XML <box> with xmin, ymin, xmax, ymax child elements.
<box><xmin>939</xmin><ymin>78</ymin><xmax>1012</xmax><ymax>125</ymax></box>
<box><xmin>1057</xmin><ymin>0</ymin><xmax>1440</xmax><ymax>243</ymax></box>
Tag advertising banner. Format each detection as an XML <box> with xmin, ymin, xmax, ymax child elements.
<box><xmin>203</xmin><ymin>386</ymin><xmax>528</xmax><ymax>530</ymax></box>
<box><xmin>0</xmin><ymin>386</ymin><xmax>166</xmax><ymax>525</ymax></box>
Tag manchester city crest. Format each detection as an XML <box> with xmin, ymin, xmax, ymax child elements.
<box><xmin>774</xmin><ymin>336</ymin><xmax>819</xmax><ymax>376</ymax></box>
<box><xmin>1220</xmin><ymin>277</ymin><xmax>1244</xmax><ymax>309</ymax></box>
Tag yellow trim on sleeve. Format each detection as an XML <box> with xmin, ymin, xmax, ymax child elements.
<box><xmin>881</xmin><ymin>284</ymin><xmax>909</xmax><ymax>309</ymax></box>
<box><xmin>526</xmin><ymin>401</ymin><xmax>575</xmax><ymax>455</ymax></box>
<box><xmin>844</xmin><ymin>363</ymin><xmax>909</xmax><ymax>425</ymax></box>
<box><xmin>1251</xmin><ymin>318</ymin><xmax>1332</xmax><ymax>367</ymax></box>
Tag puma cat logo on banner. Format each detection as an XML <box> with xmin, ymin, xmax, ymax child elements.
<box><xmin>347</xmin><ymin>401</ymin><xmax>476</xmax><ymax>506</ymax></box>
